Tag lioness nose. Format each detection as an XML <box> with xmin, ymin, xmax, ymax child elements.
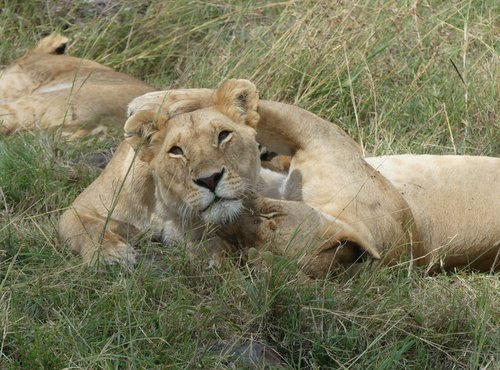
<box><xmin>194</xmin><ymin>169</ymin><xmax>224</xmax><ymax>192</ymax></box>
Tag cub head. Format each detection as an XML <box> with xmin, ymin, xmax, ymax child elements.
<box><xmin>124</xmin><ymin>79</ymin><xmax>260</xmax><ymax>224</ymax></box>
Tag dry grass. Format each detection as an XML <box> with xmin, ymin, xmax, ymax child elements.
<box><xmin>0</xmin><ymin>0</ymin><xmax>499</xmax><ymax>368</ymax></box>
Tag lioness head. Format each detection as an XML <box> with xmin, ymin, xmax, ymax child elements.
<box><xmin>124</xmin><ymin>79</ymin><xmax>260</xmax><ymax>224</ymax></box>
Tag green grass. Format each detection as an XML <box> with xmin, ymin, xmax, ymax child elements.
<box><xmin>0</xmin><ymin>0</ymin><xmax>499</xmax><ymax>368</ymax></box>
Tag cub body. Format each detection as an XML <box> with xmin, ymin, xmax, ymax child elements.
<box><xmin>250</xmin><ymin>154</ymin><xmax>500</xmax><ymax>274</ymax></box>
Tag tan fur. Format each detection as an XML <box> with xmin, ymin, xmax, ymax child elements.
<box><xmin>234</xmin><ymin>154</ymin><xmax>500</xmax><ymax>276</ymax></box>
<box><xmin>0</xmin><ymin>34</ymin><xmax>154</xmax><ymax>138</ymax></box>
<box><xmin>251</xmin><ymin>153</ymin><xmax>500</xmax><ymax>273</ymax></box>
<box><xmin>244</xmin><ymin>120</ymin><xmax>500</xmax><ymax>274</ymax></box>
<box><xmin>366</xmin><ymin>155</ymin><xmax>500</xmax><ymax>272</ymax></box>
<box><xmin>58</xmin><ymin>80</ymin><xmax>261</xmax><ymax>265</ymax></box>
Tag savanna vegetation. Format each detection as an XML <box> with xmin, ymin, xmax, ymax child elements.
<box><xmin>0</xmin><ymin>0</ymin><xmax>498</xmax><ymax>368</ymax></box>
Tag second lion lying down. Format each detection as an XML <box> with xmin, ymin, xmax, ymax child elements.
<box><xmin>59</xmin><ymin>80</ymin><xmax>500</xmax><ymax>275</ymax></box>
<box><xmin>0</xmin><ymin>34</ymin><xmax>154</xmax><ymax>138</ymax></box>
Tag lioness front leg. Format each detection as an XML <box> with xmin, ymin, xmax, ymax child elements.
<box><xmin>58</xmin><ymin>208</ymin><xmax>137</xmax><ymax>266</ymax></box>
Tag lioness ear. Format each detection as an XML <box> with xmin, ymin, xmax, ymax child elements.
<box><xmin>35</xmin><ymin>34</ymin><xmax>69</xmax><ymax>55</ymax></box>
<box><xmin>124</xmin><ymin>110</ymin><xmax>167</xmax><ymax>142</ymax></box>
<box><xmin>124</xmin><ymin>111</ymin><xmax>168</xmax><ymax>161</ymax></box>
<box><xmin>213</xmin><ymin>79</ymin><xmax>259</xmax><ymax>128</ymax></box>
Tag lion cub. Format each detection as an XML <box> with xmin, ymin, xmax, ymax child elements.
<box><xmin>0</xmin><ymin>34</ymin><xmax>154</xmax><ymax>138</ymax></box>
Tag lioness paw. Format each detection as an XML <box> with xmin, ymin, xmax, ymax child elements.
<box><xmin>102</xmin><ymin>243</ymin><xmax>137</xmax><ymax>266</ymax></box>
<box><xmin>83</xmin><ymin>242</ymin><xmax>137</xmax><ymax>267</ymax></box>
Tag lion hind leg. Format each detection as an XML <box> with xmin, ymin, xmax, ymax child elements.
<box><xmin>0</xmin><ymin>95</ymin><xmax>53</xmax><ymax>134</ymax></box>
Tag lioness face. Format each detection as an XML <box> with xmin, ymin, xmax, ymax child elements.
<box><xmin>125</xmin><ymin>79</ymin><xmax>261</xmax><ymax>224</ymax></box>
<box><xmin>150</xmin><ymin>107</ymin><xmax>260</xmax><ymax>224</ymax></box>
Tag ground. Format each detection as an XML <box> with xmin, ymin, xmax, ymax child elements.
<box><xmin>0</xmin><ymin>0</ymin><xmax>498</xmax><ymax>368</ymax></box>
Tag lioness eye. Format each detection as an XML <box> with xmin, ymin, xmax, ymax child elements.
<box><xmin>169</xmin><ymin>146</ymin><xmax>183</xmax><ymax>156</ymax></box>
<box><xmin>218</xmin><ymin>130</ymin><xmax>232</xmax><ymax>143</ymax></box>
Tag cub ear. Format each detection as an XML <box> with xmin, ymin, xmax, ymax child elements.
<box><xmin>316</xmin><ymin>218</ymin><xmax>381</xmax><ymax>275</ymax></box>
<box><xmin>333</xmin><ymin>238</ymin><xmax>381</xmax><ymax>266</ymax></box>
<box><xmin>34</xmin><ymin>34</ymin><xmax>69</xmax><ymax>55</ymax></box>
<box><xmin>127</xmin><ymin>89</ymin><xmax>214</xmax><ymax>119</ymax></box>
<box><xmin>213</xmin><ymin>79</ymin><xmax>259</xmax><ymax>128</ymax></box>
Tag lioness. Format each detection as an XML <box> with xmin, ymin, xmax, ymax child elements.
<box><xmin>128</xmin><ymin>83</ymin><xmax>499</xmax><ymax>275</ymax></box>
<box><xmin>0</xmin><ymin>34</ymin><xmax>154</xmax><ymax>138</ymax></box>
<box><xmin>60</xmin><ymin>80</ymin><xmax>415</xmax><ymax>268</ymax></box>
<box><xmin>232</xmin><ymin>155</ymin><xmax>500</xmax><ymax>275</ymax></box>
<box><xmin>58</xmin><ymin>80</ymin><xmax>263</xmax><ymax>264</ymax></box>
